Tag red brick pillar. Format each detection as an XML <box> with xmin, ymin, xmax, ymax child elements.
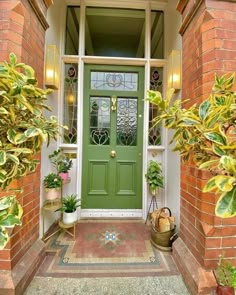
<box><xmin>0</xmin><ymin>1</ymin><xmax>52</xmax><ymax>294</ymax></box>
<box><xmin>173</xmin><ymin>1</ymin><xmax>236</xmax><ymax>294</ymax></box>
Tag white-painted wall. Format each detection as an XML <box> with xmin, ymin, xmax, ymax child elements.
<box><xmin>40</xmin><ymin>0</ymin><xmax>66</xmax><ymax>237</ymax></box>
<box><xmin>165</xmin><ymin>0</ymin><xmax>182</xmax><ymax>229</ymax></box>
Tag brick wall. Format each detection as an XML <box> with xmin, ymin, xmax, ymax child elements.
<box><xmin>0</xmin><ymin>0</ymin><xmax>49</xmax><ymax>270</ymax></box>
<box><xmin>178</xmin><ymin>0</ymin><xmax>236</xmax><ymax>269</ymax></box>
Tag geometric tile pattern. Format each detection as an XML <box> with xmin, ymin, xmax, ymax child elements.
<box><xmin>37</xmin><ymin>220</ymin><xmax>179</xmax><ymax>278</ymax></box>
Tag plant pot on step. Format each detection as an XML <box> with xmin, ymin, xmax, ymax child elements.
<box><xmin>216</xmin><ymin>286</ymin><xmax>235</xmax><ymax>295</ymax></box>
<box><xmin>58</xmin><ymin>172</ymin><xmax>70</xmax><ymax>183</ymax></box>
<box><xmin>45</xmin><ymin>188</ymin><xmax>60</xmax><ymax>201</ymax></box>
<box><xmin>63</xmin><ymin>210</ymin><xmax>77</xmax><ymax>224</ymax></box>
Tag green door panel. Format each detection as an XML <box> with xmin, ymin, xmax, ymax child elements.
<box><xmin>82</xmin><ymin>65</ymin><xmax>144</xmax><ymax>209</ymax></box>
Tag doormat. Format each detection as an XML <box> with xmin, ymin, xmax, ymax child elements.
<box><xmin>37</xmin><ymin>220</ymin><xmax>179</xmax><ymax>278</ymax></box>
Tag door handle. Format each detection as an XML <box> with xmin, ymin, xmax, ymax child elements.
<box><xmin>110</xmin><ymin>150</ymin><xmax>116</xmax><ymax>158</ymax></box>
<box><xmin>111</xmin><ymin>95</ymin><xmax>117</xmax><ymax>111</ymax></box>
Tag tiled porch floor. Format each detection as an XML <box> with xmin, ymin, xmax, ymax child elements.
<box><xmin>24</xmin><ymin>219</ymin><xmax>190</xmax><ymax>294</ymax></box>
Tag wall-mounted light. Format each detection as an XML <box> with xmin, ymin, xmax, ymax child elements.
<box><xmin>45</xmin><ymin>45</ymin><xmax>59</xmax><ymax>90</ymax></box>
<box><xmin>167</xmin><ymin>50</ymin><xmax>181</xmax><ymax>91</ymax></box>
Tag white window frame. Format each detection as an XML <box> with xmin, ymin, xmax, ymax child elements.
<box><xmin>59</xmin><ymin>0</ymin><xmax>168</xmax><ymax>219</ymax></box>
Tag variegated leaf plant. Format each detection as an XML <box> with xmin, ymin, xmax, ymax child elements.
<box><xmin>0</xmin><ymin>53</ymin><xmax>64</xmax><ymax>248</ymax></box>
<box><xmin>0</xmin><ymin>195</ymin><xmax>23</xmax><ymax>249</ymax></box>
<box><xmin>0</xmin><ymin>52</ymin><xmax>62</xmax><ymax>189</ymax></box>
<box><xmin>147</xmin><ymin>73</ymin><xmax>236</xmax><ymax>218</ymax></box>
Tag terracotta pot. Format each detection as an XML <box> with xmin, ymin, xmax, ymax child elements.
<box><xmin>45</xmin><ymin>188</ymin><xmax>60</xmax><ymax>201</ymax></box>
<box><xmin>63</xmin><ymin>210</ymin><xmax>77</xmax><ymax>224</ymax></box>
<box><xmin>58</xmin><ymin>172</ymin><xmax>70</xmax><ymax>183</ymax></box>
<box><xmin>216</xmin><ymin>286</ymin><xmax>235</xmax><ymax>295</ymax></box>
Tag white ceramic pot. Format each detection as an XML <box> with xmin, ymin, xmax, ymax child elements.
<box><xmin>63</xmin><ymin>210</ymin><xmax>77</xmax><ymax>224</ymax></box>
<box><xmin>45</xmin><ymin>188</ymin><xmax>60</xmax><ymax>201</ymax></box>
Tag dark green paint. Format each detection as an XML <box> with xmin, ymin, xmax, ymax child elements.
<box><xmin>82</xmin><ymin>65</ymin><xmax>144</xmax><ymax>209</ymax></box>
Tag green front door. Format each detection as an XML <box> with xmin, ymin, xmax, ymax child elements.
<box><xmin>82</xmin><ymin>65</ymin><xmax>144</xmax><ymax>209</ymax></box>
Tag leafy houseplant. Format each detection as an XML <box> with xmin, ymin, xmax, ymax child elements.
<box><xmin>43</xmin><ymin>173</ymin><xmax>62</xmax><ymax>190</ymax></box>
<box><xmin>145</xmin><ymin>160</ymin><xmax>164</xmax><ymax>194</ymax></box>
<box><xmin>214</xmin><ymin>255</ymin><xmax>236</xmax><ymax>294</ymax></box>
<box><xmin>59</xmin><ymin>194</ymin><xmax>80</xmax><ymax>224</ymax></box>
<box><xmin>43</xmin><ymin>173</ymin><xmax>62</xmax><ymax>201</ymax></box>
<box><xmin>0</xmin><ymin>52</ymin><xmax>62</xmax><ymax>248</ymax></box>
<box><xmin>49</xmin><ymin>149</ymin><xmax>72</xmax><ymax>173</ymax></box>
<box><xmin>0</xmin><ymin>195</ymin><xmax>23</xmax><ymax>249</ymax></box>
<box><xmin>0</xmin><ymin>53</ymin><xmax>61</xmax><ymax>189</ymax></box>
<box><xmin>147</xmin><ymin>73</ymin><xmax>236</xmax><ymax>218</ymax></box>
<box><xmin>61</xmin><ymin>194</ymin><xmax>80</xmax><ymax>213</ymax></box>
<box><xmin>48</xmin><ymin>149</ymin><xmax>72</xmax><ymax>182</ymax></box>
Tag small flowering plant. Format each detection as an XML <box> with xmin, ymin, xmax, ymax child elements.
<box><xmin>43</xmin><ymin>173</ymin><xmax>62</xmax><ymax>190</ymax></box>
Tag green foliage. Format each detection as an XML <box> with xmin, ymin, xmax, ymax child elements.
<box><xmin>0</xmin><ymin>52</ymin><xmax>62</xmax><ymax>189</ymax></box>
<box><xmin>215</xmin><ymin>255</ymin><xmax>236</xmax><ymax>288</ymax></box>
<box><xmin>43</xmin><ymin>173</ymin><xmax>62</xmax><ymax>189</ymax></box>
<box><xmin>145</xmin><ymin>160</ymin><xmax>164</xmax><ymax>191</ymax></box>
<box><xmin>48</xmin><ymin>149</ymin><xmax>72</xmax><ymax>173</ymax></box>
<box><xmin>147</xmin><ymin>73</ymin><xmax>236</xmax><ymax>217</ymax></box>
<box><xmin>0</xmin><ymin>195</ymin><xmax>23</xmax><ymax>249</ymax></box>
<box><xmin>60</xmin><ymin>194</ymin><xmax>80</xmax><ymax>213</ymax></box>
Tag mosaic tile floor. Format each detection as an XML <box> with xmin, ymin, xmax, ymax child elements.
<box><xmin>37</xmin><ymin>220</ymin><xmax>180</xmax><ymax>278</ymax></box>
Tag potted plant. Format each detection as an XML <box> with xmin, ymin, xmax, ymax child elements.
<box><xmin>145</xmin><ymin>160</ymin><xmax>164</xmax><ymax>195</ymax></box>
<box><xmin>0</xmin><ymin>195</ymin><xmax>23</xmax><ymax>249</ymax></box>
<box><xmin>214</xmin><ymin>255</ymin><xmax>236</xmax><ymax>294</ymax></box>
<box><xmin>146</xmin><ymin>73</ymin><xmax>236</xmax><ymax>218</ymax></box>
<box><xmin>49</xmin><ymin>149</ymin><xmax>72</xmax><ymax>182</ymax></box>
<box><xmin>43</xmin><ymin>173</ymin><xmax>62</xmax><ymax>200</ymax></box>
<box><xmin>59</xmin><ymin>194</ymin><xmax>80</xmax><ymax>224</ymax></box>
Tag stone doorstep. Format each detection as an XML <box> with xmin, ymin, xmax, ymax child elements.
<box><xmin>0</xmin><ymin>240</ymin><xmax>46</xmax><ymax>295</ymax></box>
<box><xmin>172</xmin><ymin>238</ymin><xmax>217</xmax><ymax>295</ymax></box>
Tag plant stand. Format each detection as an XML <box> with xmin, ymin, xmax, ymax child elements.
<box><xmin>58</xmin><ymin>220</ymin><xmax>76</xmax><ymax>240</ymax></box>
<box><xmin>42</xmin><ymin>179</ymin><xmax>76</xmax><ymax>242</ymax></box>
<box><xmin>145</xmin><ymin>194</ymin><xmax>158</xmax><ymax>224</ymax></box>
<box><xmin>42</xmin><ymin>198</ymin><xmax>62</xmax><ymax>241</ymax></box>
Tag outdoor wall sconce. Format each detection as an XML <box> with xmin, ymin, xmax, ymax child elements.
<box><xmin>167</xmin><ymin>50</ymin><xmax>181</xmax><ymax>91</ymax></box>
<box><xmin>45</xmin><ymin>45</ymin><xmax>59</xmax><ymax>90</ymax></box>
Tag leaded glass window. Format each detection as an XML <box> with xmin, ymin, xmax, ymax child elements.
<box><xmin>117</xmin><ymin>98</ymin><xmax>137</xmax><ymax>146</ymax></box>
<box><xmin>89</xmin><ymin>97</ymin><xmax>110</xmax><ymax>145</ymax></box>
<box><xmin>149</xmin><ymin>67</ymin><xmax>163</xmax><ymax>145</ymax></box>
<box><xmin>63</xmin><ymin>64</ymin><xmax>78</xmax><ymax>144</ymax></box>
<box><xmin>90</xmin><ymin>71</ymin><xmax>138</xmax><ymax>91</ymax></box>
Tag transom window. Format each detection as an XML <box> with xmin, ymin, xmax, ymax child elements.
<box><xmin>63</xmin><ymin>4</ymin><xmax>165</xmax><ymax>147</ymax></box>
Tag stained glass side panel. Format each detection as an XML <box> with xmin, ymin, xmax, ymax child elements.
<box><xmin>63</xmin><ymin>64</ymin><xmax>78</xmax><ymax>144</ymax></box>
<box><xmin>117</xmin><ymin>98</ymin><xmax>137</xmax><ymax>146</ymax></box>
<box><xmin>148</xmin><ymin>67</ymin><xmax>163</xmax><ymax>145</ymax></box>
<box><xmin>90</xmin><ymin>97</ymin><xmax>110</xmax><ymax>145</ymax></box>
<box><xmin>90</xmin><ymin>71</ymin><xmax>138</xmax><ymax>91</ymax></box>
